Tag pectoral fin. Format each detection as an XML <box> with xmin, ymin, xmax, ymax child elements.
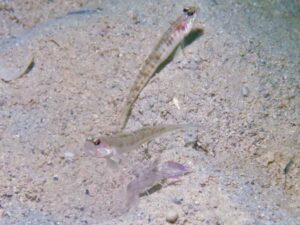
<box><xmin>106</xmin><ymin>151</ymin><xmax>124</xmax><ymax>170</ymax></box>
<box><xmin>106</xmin><ymin>158</ymin><xmax>119</xmax><ymax>170</ymax></box>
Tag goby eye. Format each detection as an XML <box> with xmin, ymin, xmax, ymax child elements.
<box><xmin>93</xmin><ymin>139</ymin><xmax>101</xmax><ymax>145</ymax></box>
<box><xmin>187</xmin><ymin>11</ymin><xmax>194</xmax><ymax>16</ymax></box>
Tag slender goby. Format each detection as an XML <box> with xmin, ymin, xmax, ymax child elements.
<box><xmin>120</xmin><ymin>7</ymin><xmax>198</xmax><ymax>130</ymax></box>
<box><xmin>83</xmin><ymin>124</ymin><xmax>195</xmax><ymax>167</ymax></box>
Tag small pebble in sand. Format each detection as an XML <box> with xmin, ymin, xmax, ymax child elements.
<box><xmin>53</xmin><ymin>175</ymin><xmax>59</xmax><ymax>181</ymax></box>
<box><xmin>172</xmin><ymin>197</ymin><xmax>184</xmax><ymax>205</ymax></box>
<box><xmin>64</xmin><ymin>151</ymin><xmax>74</xmax><ymax>160</ymax></box>
<box><xmin>166</xmin><ymin>210</ymin><xmax>178</xmax><ymax>223</ymax></box>
<box><xmin>241</xmin><ymin>86</ymin><xmax>250</xmax><ymax>97</ymax></box>
<box><xmin>172</xmin><ymin>97</ymin><xmax>180</xmax><ymax>110</ymax></box>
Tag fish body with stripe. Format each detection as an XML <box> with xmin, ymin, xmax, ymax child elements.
<box><xmin>83</xmin><ymin>124</ymin><xmax>195</xmax><ymax>167</ymax></box>
<box><xmin>120</xmin><ymin>7</ymin><xmax>198</xmax><ymax>130</ymax></box>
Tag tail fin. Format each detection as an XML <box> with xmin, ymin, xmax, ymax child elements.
<box><xmin>119</xmin><ymin>103</ymin><xmax>132</xmax><ymax>131</ymax></box>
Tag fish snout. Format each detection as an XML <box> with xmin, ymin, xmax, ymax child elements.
<box><xmin>83</xmin><ymin>140</ymin><xmax>113</xmax><ymax>158</ymax></box>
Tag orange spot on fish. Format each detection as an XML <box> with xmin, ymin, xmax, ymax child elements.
<box><xmin>175</xmin><ymin>21</ymin><xmax>187</xmax><ymax>31</ymax></box>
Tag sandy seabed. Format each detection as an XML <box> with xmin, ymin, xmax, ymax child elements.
<box><xmin>0</xmin><ymin>0</ymin><xmax>299</xmax><ymax>224</ymax></box>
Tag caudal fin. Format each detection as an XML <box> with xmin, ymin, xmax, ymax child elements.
<box><xmin>119</xmin><ymin>102</ymin><xmax>133</xmax><ymax>130</ymax></box>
